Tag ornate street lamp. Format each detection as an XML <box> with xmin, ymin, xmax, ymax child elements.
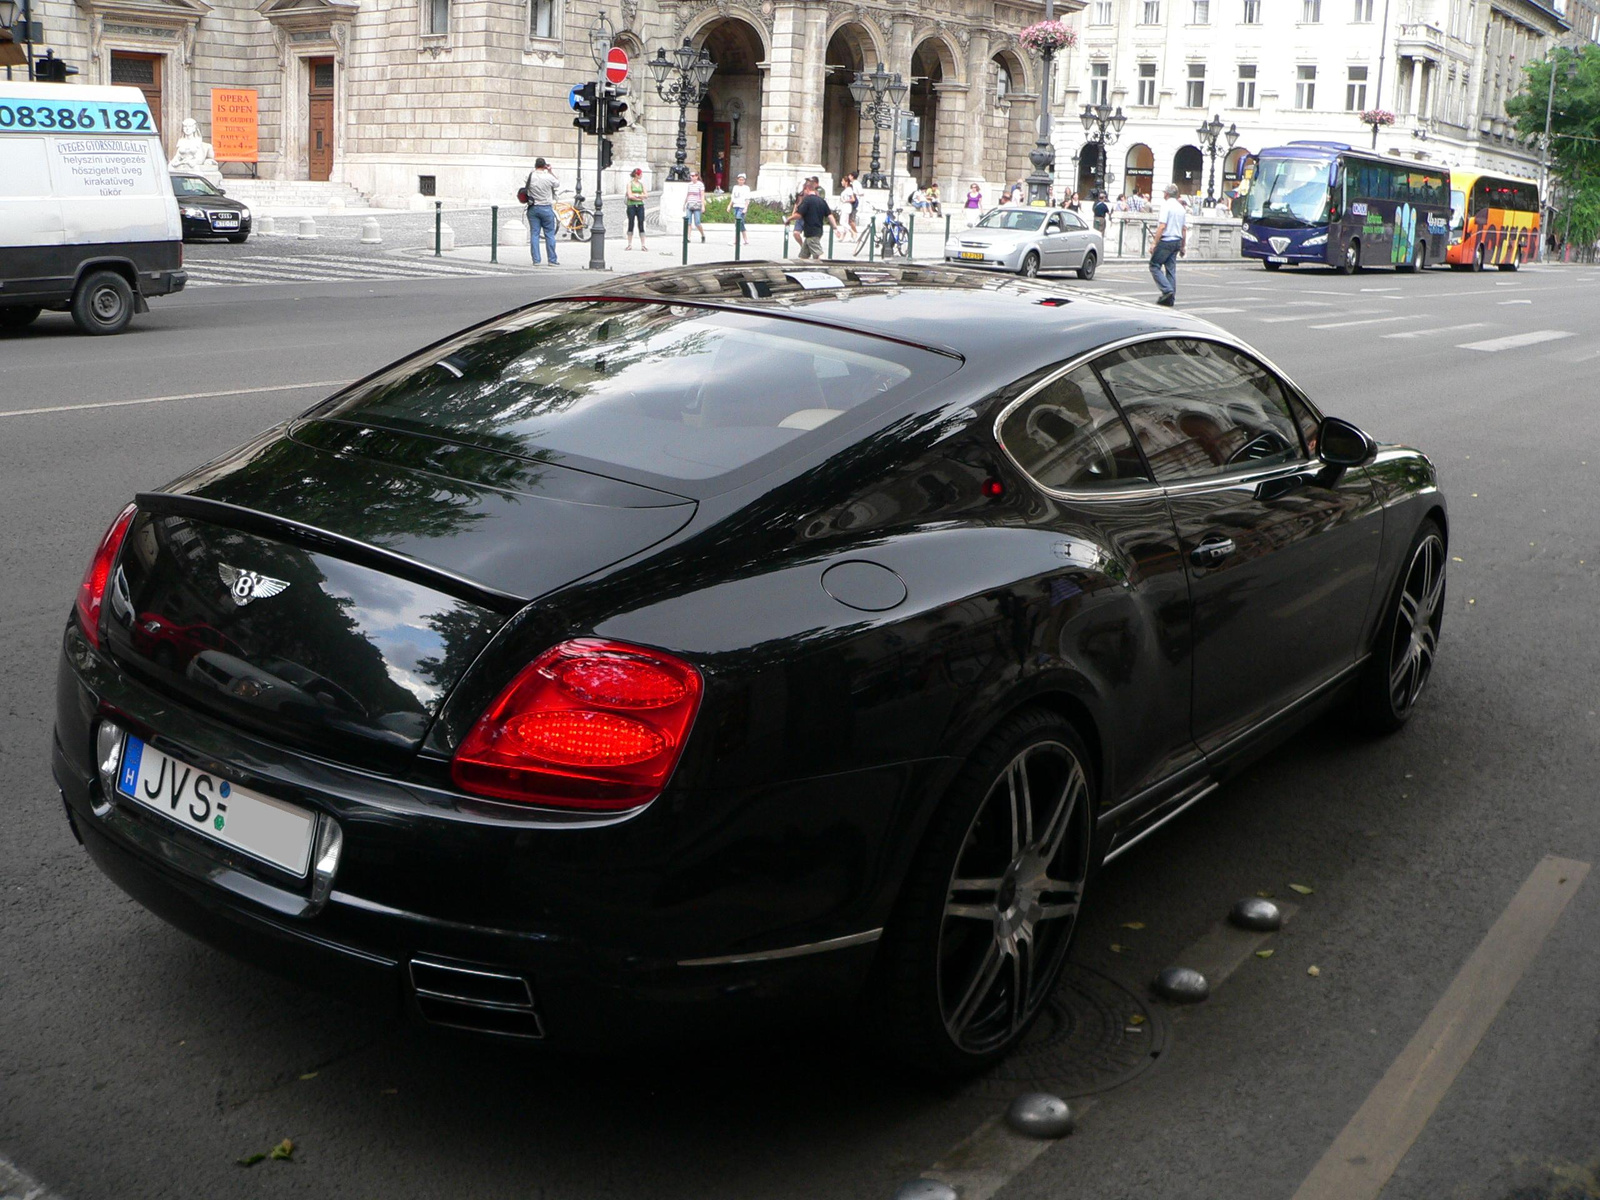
<box><xmin>848</xmin><ymin>62</ymin><xmax>907</xmax><ymax>190</ymax></box>
<box><xmin>1019</xmin><ymin>16</ymin><xmax>1078</xmax><ymax>203</ymax></box>
<box><xmin>1195</xmin><ymin>113</ymin><xmax>1239</xmax><ymax>208</ymax></box>
<box><xmin>1078</xmin><ymin>102</ymin><xmax>1126</xmax><ymax>196</ymax></box>
<box><xmin>650</xmin><ymin>37</ymin><xmax>716</xmax><ymax>182</ymax></box>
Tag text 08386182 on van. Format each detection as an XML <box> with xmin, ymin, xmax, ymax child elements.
<box><xmin>0</xmin><ymin>83</ymin><xmax>186</xmax><ymax>336</ymax></box>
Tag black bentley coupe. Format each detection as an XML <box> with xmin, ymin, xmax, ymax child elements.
<box><xmin>52</xmin><ymin>264</ymin><xmax>1446</xmax><ymax>1074</ymax></box>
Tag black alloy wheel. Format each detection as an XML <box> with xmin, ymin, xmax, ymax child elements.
<box><xmin>71</xmin><ymin>270</ymin><xmax>135</xmax><ymax>336</ymax></box>
<box><xmin>1077</xmin><ymin>250</ymin><xmax>1098</xmax><ymax>280</ymax></box>
<box><xmin>1353</xmin><ymin>520</ymin><xmax>1445</xmax><ymax>733</ymax></box>
<box><xmin>0</xmin><ymin>306</ymin><xmax>43</xmax><ymax>329</ymax></box>
<box><xmin>1019</xmin><ymin>251</ymin><xmax>1040</xmax><ymax>279</ymax></box>
<box><xmin>871</xmin><ymin>709</ymin><xmax>1095</xmax><ymax>1076</ymax></box>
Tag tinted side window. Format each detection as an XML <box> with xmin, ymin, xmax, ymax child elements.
<box><xmin>999</xmin><ymin>365</ymin><xmax>1152</xmax><ymax>491</ymax></box>
<box><xmin>1093</xmin><ymin>338</ymin><xmax>1305</xmax><ymax>483</ymax></box>
<box><xmin>1062</xmin><ymin>211</ymin><xmax>1088</xmax><ymax>229</ymax></box>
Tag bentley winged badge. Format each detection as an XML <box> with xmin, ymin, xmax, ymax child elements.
<box><xmin>218</xmin><ymin>564</ymin><xmax>290</xmax><ymax>606</ymax></box>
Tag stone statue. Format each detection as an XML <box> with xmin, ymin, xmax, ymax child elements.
<box><xmin>169</xmin><ymin>117</ymin><xmax>222</xmax><ymax>184</ymax></box>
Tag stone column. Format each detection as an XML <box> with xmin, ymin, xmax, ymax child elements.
<box><xmin>1408</xmin><ymin>57</ymin><xmax>1423</xmax><ymax>118</ymax></box>
<box><xmin>757</xmin><ymin>4</ymin><xmax>831</xmax><ymax>195</ymax></box>
<box><xmin>962</xmin><ymin>29</ymin><xmax>992</xmax><ymax>186</ymax></box>
<box><xmin>933</xmin><ymin>81</ymin><xmax>969</xmax><ymax>196</ymax></box>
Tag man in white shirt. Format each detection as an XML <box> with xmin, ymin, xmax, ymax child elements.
<box><xmin>730</xmin><ymin>173</ymin><xmax>752</xmax><ymax>247</ymax></box>
<box><xmin>1148</xmin><ymin>183</ymin><xmax>1188</xmax><ymax>306</ymax></box>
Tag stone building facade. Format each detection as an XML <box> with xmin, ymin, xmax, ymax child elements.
<box><xmin>22</xmin><ymin>0</ymin><xmax>1083</xmax><ymax>206</ymax></box>
<box><xmin>1050</xmin><ymin>0</ymin><xmax>1572</xmax><ymax>204</ymax></box>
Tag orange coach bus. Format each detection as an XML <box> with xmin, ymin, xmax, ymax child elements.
<box><xmin>1447</xmin><ymin>172</ymin><xmax>1540</xmax><ymax>270</ymax></box>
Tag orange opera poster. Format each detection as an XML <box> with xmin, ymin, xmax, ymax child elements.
<box><xmin>211</xmin><ymin>88</ymin><xmax>259</xmax><ymax>163</ymax></box>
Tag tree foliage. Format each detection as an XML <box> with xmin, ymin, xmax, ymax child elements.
<box><xmin>1507</xmin><ymin>44</ymin><xmax>1600</xmax><ymax>245</ymax></box>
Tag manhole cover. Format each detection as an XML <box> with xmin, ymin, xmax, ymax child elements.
<box><xmin>971</xmin><ymin>963</ymin><xmax>1167</xmax><ymax>1098</ymax></box>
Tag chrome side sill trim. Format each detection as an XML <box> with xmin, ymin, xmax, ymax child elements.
<box><xmin>678</xmin><ymin>928</ymin><xmax>883</xmax><ymax>968</ymax></box>
<box><xmin>1102</xmin><ymin>782</ymin><xmax>1219</xmax><ymax>865</ymax></box>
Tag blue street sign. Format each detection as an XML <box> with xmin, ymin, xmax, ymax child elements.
<box><xmin>569</xmin><ymin>84</ymin><xmax>583</xmax><ymax>112</ymax></box>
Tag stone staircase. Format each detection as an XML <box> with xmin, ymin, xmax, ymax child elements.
<box><xmin>217</xmin><ymin>178</ymin><xmax>372</xmax><ymax>211</ymax></box>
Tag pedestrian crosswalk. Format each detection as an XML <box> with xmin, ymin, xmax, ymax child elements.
<box><xmin>182</xmin><ymin>253</ymin><xmax>529</xmax><ymax>288</ymax></box>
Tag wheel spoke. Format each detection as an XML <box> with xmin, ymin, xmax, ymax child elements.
<box><xmin>1009</xmin><ymin>935</ymin><xmax>1034</xmax><ymax>1034</ymax></box>
<box><xmin>1037</xmin><ymin>764</ymin><xmax>1084</xmax><ymax>862</ymax></box>
<box><xmin>1398</xmin><ymin>591</ymin><xmax>1420</xmax><ymax>627</ymax></box>
<box><xmin>949</xmin><ymin>939</ymin><xmax>1004</xmax><ymax>1037</ymax></box>
<box><xmin>1038</xmin><ymin>901</ymin><xmax>1081</xmax><ymax>921</ymax></box>
<box><xmin>946</xmin><ymin>903</ymin><xmax>997</xmax><ymax>921</ymax></box>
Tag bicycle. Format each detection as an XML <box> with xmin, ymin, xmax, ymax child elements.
<box><xmin>554</xmin><ymin>200</ymin><xmax>593</xmax><ymax>242</ymax></box>
<box><xmin>852</xmin><ymin>206</ymin><xmax>910</xmax><ymax>258</ymax></box>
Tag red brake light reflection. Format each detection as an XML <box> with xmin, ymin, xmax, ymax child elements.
<box><xmin>451</xmin><ymin>639</ymin><xmax>703</xmax><ymax>811</ymax></box>
<box><xmin>75</xmin><ymin>504</ymin><xmax>137</xmax><ymax>650</ymax></box>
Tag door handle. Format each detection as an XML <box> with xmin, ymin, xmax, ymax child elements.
<box><xmin>1189</xmin><ymin>536</ymin><xmax>1236</xmax><ymax>567</ymax></box>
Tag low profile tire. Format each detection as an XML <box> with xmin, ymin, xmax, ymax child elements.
<box><xmin>71</xmin><ymin>270</ymin><xmax>134</xmax><ymax>336</ymax></box>
<box><xmin>0</xmin><ymin>306</ymin><xmax>43</xmax><ymax>329</ymax></box>
<box><xmin>1076</xmin><ymin>250</ymin><xmax>1098</xmax><ymax>280</ymax></box>
<box><xmin>1019</xmin><ymin>251</ymin><xmax>1040</xmax><ymax>279</ymax></box>
<box><xmin>1336</xmin><ymin>239</ymin><xmax>1361</xmax><ymax>275</ymax></box>
<box><xmin>1263</xmin><ymin>260</ymin><xmax>1283</xmax><ymax>271</ymax></box>
<box><xmin>868</xmin><ymin>709</ymin><xmax>1096</xmax><ymax>1078</ymax></box>
<box><xmin>1351</xmin><ymin>519</ymin><xmax>1446</xmax><ymax>734</ymax></box>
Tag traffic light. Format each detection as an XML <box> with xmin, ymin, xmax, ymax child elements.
<box><xmin>602</xmin><ymin>83</ymin><xmax>628</xmax><ymax>135</ymax></box>
<box><xmin>598</xmin><ymin>138</ymin><xmax>614</xmax><ymax>170</ymax></box>
<box><xmin>35</xmin><ymin>49</ymin><xmax>79</xmax><ymax>83</ymax></box>
<box><xmin>571</xmin><ymin>81</ymin><xmax>598</xmax><ymax>136</ymax></box>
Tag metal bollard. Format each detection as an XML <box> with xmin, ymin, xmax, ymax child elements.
<box><xmin>828</xmin><ymin>225</ymin><xmax>834</xmax><ymax>258</ymax></box>
<box><xmin>434</xmin><ymin>201</ymin><xmax>442</xmax><ymax>258</ymax></box>
<box><xmin>945</xmin><ymin>214</ymin><xmax>951</xmax><ymax>244</ymax></box>
<box><xmin>491</xmin><ymin>205</ymin><xmax>499</xmax><ymax>264</ymax></box>
<box><xmin>908</xmin><ymin>215</ymin><xmax>915</xmax><ymax>259</ymax></box>
<box><xmin>682</xmin><ymin>216</ymin><xmax>689</xmax><ymax>266</ymax></box>
<box><xmin>782</xmin><ymin>221</ymin><xmax>789</xmax><ymax>258</ymax></box>
<box><xmin>868</xmin><ymin>218</ymin><xmax>876</xmax><ymax>262</ymax></box>
<box><xmin>734</xmin><ymin>230</ymin><xmax>741</xmax><ymax>262</ymax></box>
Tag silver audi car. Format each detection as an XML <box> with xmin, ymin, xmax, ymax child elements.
<box><xmin>944</xmin><ymin>206</ymin><xmax>1104</xmax><ymax>279</ymax></box>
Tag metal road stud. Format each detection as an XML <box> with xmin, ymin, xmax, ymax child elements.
<box><xmin>1152</xmin><ymin>965</ymin><xmax>1209</xmax><ymax>1004</ymax></box>
<box><xmin>1229</xmin><ymin>897</ymin><xmax>1283</xmax><ymax>932</ymax></box>
<box><xmin>893</xmin><ymin>1180</ymin><xmax>958</xmax><ymax>1200</ymax></box>
<box><xmin>1005</xmin><ymin>1092</ymin><xmax>1075</xmax><ymax>1139</ymax></box>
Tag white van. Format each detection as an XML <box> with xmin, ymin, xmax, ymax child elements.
<box><xmin>1</xmin><ymin>82</ymin><xmax>187</xmax><ymax>335</ymax></box>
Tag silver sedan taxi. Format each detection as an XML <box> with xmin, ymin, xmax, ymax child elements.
<box><xmin>945</xmin><ymin>206</ymin><xmax>1104</xmax><ymax>279</ymax></box>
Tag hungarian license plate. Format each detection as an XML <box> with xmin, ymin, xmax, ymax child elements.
<box><xmin>115</xmin><ymin>735</ymin><xmax>316</xmax><ymax>876</ymax></box>
<box><xmin>959</xmin><ymin>250</ymin><xmax>985</xmax><ymax>260</ymax></box>
<box><xmin>211</xmin><ymin>214</ymin><xmax>240</xmax><ymax>228</ymax></box>
<box><xmin>1267</xmin><ymin>254</ymin><xmax>1289</xmax><ymax>263</ymax></box>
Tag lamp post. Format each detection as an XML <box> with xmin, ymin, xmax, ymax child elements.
<box><xmin>587</xmin><ymin>12</ymin><xmax>612</xmax><ymax>271</ymax></box>
<box><xmin>1196</xmin><ymin>114</ymin><xmax>1239</xmax><ymax>209</ymax></box>
<box><xmin>848</xmin><ymin>62</ymin><xmax>907</xmax><ymax>191</ymax></box>
<box><xmin>650</xmin><ymin>37</ymin><xmax>716</xmax><ymax>183</ymax></box>
<box><xmin>1078</xmin><ymin>102</ymin><xmax>1126</xmax><ymax>197</ymax></box>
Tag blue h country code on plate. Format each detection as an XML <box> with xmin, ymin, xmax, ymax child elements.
<box><xmin>0</xmin><ymin>99</ymin><xmax>155</xmax><ymax>134</ymax></box>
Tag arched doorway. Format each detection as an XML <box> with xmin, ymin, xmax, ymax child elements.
<box><xmin>694</xmin><ymin>18</ymin><xmax>765</xmax><ymax>190</ymax></box>
<box><xmin>1172</xmin><ymin>145</ymin><xmax>1203</xmax><ymax>196</ymax></box>
<box><xmin>909</xmin><ymin>38</ymin><xmax>956</xmax><ymax>195</ymax></box>
<box><xmin>1124</xmin><ymin>143</ymin><xmax>1154</xmax><ymax>201</ymax></box>
<box><xmin>990</xmin><ymin>48</ymin><xmax>1031</xmax><ymax>187</ymax></box>
<box><xmin>822</xmin><ymin>23</ymin><xmax>878</xmax><ymax>187</ymax></box>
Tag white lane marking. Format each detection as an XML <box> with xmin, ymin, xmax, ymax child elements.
<box><xmin>1275</xmin><ymin>300</ymin><xmax>1336</xmax><ymax>307</ymax></box>
<box><xmin>1360</xmin><ymin>286</ymin><xmax>1401</xmax><ymax>292</ymax></box>
<box><xmin>1311</xmin><ymin>314</ymin><xmax>1432</xmax><ymax>330</ymax></box>
<box><xmin>1255</xmin><ymin>313</ymin><xmax>1323</xmax><ymax>323</ymax></box>
<box><xmin>238</xmin><ymin>253</ymin><xmax>500</xmax><ymax>277</ymax></box>
<box><xmin>1383</xmin><ymin>322</ymin><xmax>1488</xmax><ymax>340</ymax></box>
<box><xmin>1291</xmin><ymin>856</ymin><xmax>1589</xmax><ymax>1200</ymax></box>
<box><xmin>1498</xmin><ymin>298</ymin><xmax>1534</xmax><ymax>305</ymax></box>
<box><xmin>1184</xmin><ymin>306</ymin><xmax>1246</xmax><ymax>315</ymax></box>
<box><xmin>0</xmin><ymin>1153</ymin><xmax>67</xmax><ymax>1199</ymax></box>
<box><xmin>0</xmin><ymin>380</ymin><xmax>351</xmax><ymax>419</ymax></box>
<box><xmin>913</xmin><ymin>902</ymin><xmax>1298</xmax><ymax>1200</ymax></box>
<box><xmin>1459</xmin><ymin>329</ymin><xmax>1574</xmax><ymax>352</ymax></box>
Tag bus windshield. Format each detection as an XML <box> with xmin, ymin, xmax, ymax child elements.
<box><xmin>1245</xmin><ymin>155</ymin><xmax>1334</xmax><ymax>228</ymax></box>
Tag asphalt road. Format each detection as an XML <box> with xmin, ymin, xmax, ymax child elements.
<box><xmin>2</xmin><ymin>260</ymin><xmax>1598</xmax><ymax>1200</ymax></box>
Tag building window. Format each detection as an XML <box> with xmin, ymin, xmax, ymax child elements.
<box><xmin>1141</xmin><ymin>0</ymin><xmax>1161</xmax><ymax>24</ymax></box>
<box><xmin>1236</xmin><ymin>62</ymin><xmax>1257</xmax><ymax>107</ymax></box>
<box><xmin>424</xmin><ymin>0</ymin><xmax>449</xmax><ymax>35</ymax></box>
<box><xmin>1137</xmin><ymin>61</ymin><xmax>1157</xmax><ymax>105</ymax></box>
<box><xmin>1242</xmin><ymin>0</ymin><xmax>1261</xmax><ymax>20</ymax></box>
<box><xmin>1192</xmin><ymin>0</ymin><xmax>1210</xmax><ymax>21</ymax></box>
<box><xmin>1346</xmin><ymin>64</ymin><xmax>1368</xmax><ymax>109</ymax></box>
<box><xmin>1091</xmin><ymin>0</ymin><xmax>1113</xmax><ymax>23</ymax></box>
<box><xmin>1186</xmin><ymin>62</ymin><xmax>1206</xmax><ymax>106</ymax></box>
<box><xmin>1301</xmin><ymin>0</ymin><xmax>1321</xmax><ymax>21</ymax></box>
<box><xmin>1090</xmin><ymin>60</ymin><xmax>1111</xmax><ymax>106</ymax></box>
<box><xmin>996</xmin><ymin>60</ymin><xmax>1011</xmax><ymax>99</ymax></box>
<box><xmin>1296</xmin><ymin>64</ymin><xmax>1317</xmax><ymax>108</ymax></box>
<box><xmin>1353</xmin><ymin>0</ymin><xmax>1374</xmax><ymax>19</ymax></box>
<box><xmin>529</xmin><ymin>0</ymin><xmax>555</xmax><ymax>38</ymax></box>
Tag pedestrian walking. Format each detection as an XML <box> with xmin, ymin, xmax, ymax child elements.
<box><xmin>1066</xmin><ymin>190</ymin><xmax>1082</xmax><ymax>213</ymax></box>
<box><xmin>1092</xmin><ymin>191</ymin><xmax>1110</xmax><ymax>234</ymax></box>
<box><xmin>964</xmin><ymin>183</ymin><xmax>983</xmax><ymax>227</ymax></box>
<box><xmin>685</xmin><ymin>172</ymin><xmax>707</xmax><ymax>242</ymax></box>
<box><xmin>840</xmin><ymin>174</ymin><xmax>860</xmax><ymax>237</ymax></box>
<box><xmin>789</xmin><ymin>179</ymin><xmax>839</xmax><ymax>260</ymax></box>
<box><xmin>624</xmin><ymin>167</ymin><xmax>649</xmax><ymax>252</ymax></box>
<box><xmin>730</xmin><ymin>172</ymin><xmax>752</xmax><ymax>247</ymax></box>
<box><xmin>523</xmin><ymin>156</ymin><xmax>560</xmax><ymax>265</ymax></box>
<box><xmin>1148</xmin><ymin>182</ymin><xmax>1187</xmax><ymax>306</ymax></box>
<box><xmin>711</xmin><ymin>151</ymin><xmax>726</xmax><ymax>193</ymax></box>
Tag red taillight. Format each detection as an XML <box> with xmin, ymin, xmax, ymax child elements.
<box><xmin>74</xmin><ymin>504</ymin><xmax>137</xmax><ymax>650</ymax></box>
<box><xmin>451</xmin><ymin>639</ymin><xmax>703</xmax><ymax>811</ymax></box>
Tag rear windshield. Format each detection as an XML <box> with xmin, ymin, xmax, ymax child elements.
<box><xmin>316</xmin><ymin>300</ymin><xmax>957</xmax><ymax>485</ymax></box>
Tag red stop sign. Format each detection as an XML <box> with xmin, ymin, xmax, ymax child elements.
<box><xmin>605</xmin><ymin>47</ymin><xmax>629</xmax><ymax>85</ymax></box>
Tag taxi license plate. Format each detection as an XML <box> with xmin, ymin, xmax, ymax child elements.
<box><xmin>1267</xmin><ymin>254</ymin><xmax>1289</xmax><ymax>263</ymax></box>
<box><xmin>115</xmin><ymin>735</ymin><xmax>316</xmax><ymax>876</ymax></box>
<box><xmin>959</xmin><ymin>250</ymin><xmax>985</xmax><ymax>260</ymax></box>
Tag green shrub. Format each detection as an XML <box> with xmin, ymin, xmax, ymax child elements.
<box><xmin>700</xmin><ymin>195</ymin><xmax>788</xmax><ymax>224</ymax></box>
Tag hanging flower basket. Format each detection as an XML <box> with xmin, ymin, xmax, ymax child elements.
<box><xmin>1359</xmin><ymin>109</ymin><xmax>1397</xmax><ymax>126</ymax></box>
<box><xmin>1019</xmin><ymin>20</ymin><xmax>1077</xmax><ymax>53</ymax></box>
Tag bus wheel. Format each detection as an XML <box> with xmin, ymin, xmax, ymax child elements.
<box><xmin>1336</xmin><ymin>240</ymin><xmax>1360</xmax><ymax>275</ymax></box>
<box><xmin>1497</xmin><ymin>261</ymin><xmax>1520</xmax><ymax>272</ymax></box>
<box><xmin>1263</xmin><ymin>260</ymin><xmax>1282</xmax><ymax>271</ymax></box>
<box><xmin>1473</xmin><ymin>243</ymin><xmax>1487</xmax><ymax>271</ymax></box>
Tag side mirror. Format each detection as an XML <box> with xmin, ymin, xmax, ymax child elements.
<box><xmin>1317</xmin><ymin>416</ymin><xmax>1377</xmax><ymax>468</ymax></box>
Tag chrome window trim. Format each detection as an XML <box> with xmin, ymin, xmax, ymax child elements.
<box><xmin>678</xmin><ymin>927</ymin><xmax>883</xmax><ymax>967</ymax></box>
<box><xmin>992</xmin><ymin>328</ymin><xmax>1320</xmax><ymax>503</ymax></box>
